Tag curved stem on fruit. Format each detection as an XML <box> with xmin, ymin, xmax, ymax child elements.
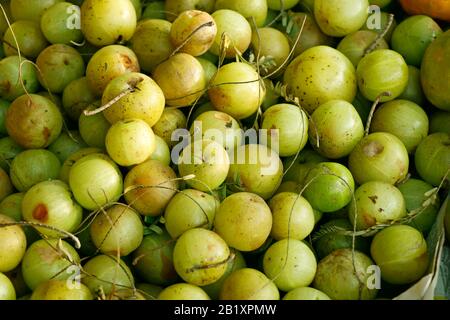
<box><xmin>83</xmin><ymin>86</ymin><xmax>136</xmax><ymax>116</ymax></box>
<box><xmin>170</xmin><ymin>21</ymin><xmax>215</xmax><ymax>57</ymax></box>
<box><xmin>364</xmin><ymin>13</ymin><xmax>395</xmax><ymax>56</ymax></box>
<box><xmin>364</xmin><ymin>91</ymin><xmax>392</xmax><ymax>136</ymax></box>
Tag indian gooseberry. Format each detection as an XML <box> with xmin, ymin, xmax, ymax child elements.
<box><xmin>124</xmin><ymin>159</ymin><xmax>178</xmax><ymax>216</ymax></box>
<box><xmin>269</xmin><ymin>192</ymin><xmax>315</xmax><ymax>241</ymax></box>
<box><xmin>0</xmin><ymin>137</ymin><xmax>23</xmax><ymax>172</ymax></box>
<box><xmin>356</xmin><ymin>49</ymin><xmax>409</xmax><ymax>102</ymax></box>
<box><xmin>215</xmin><ymin>0</ymin><xmax>268</xmax><ymax>28</ymax></box>
<box><xmin>102</xmin><ymin>72</ymin><xmax>165</xmax><ymax>128</ymax></box>
<box><xmin>6</xmin><ymin>94</ymin><xmax>63</xmax><ymax>149</ymax></box>
<box><xmin>302</xmin><ymin>162</ymin><xmax>355</xmax><ymax>213</ymax></box>
<box><xmin>314</xmin><ymin>218</ymin><xmax>370</xmax><ymax>259</ymax></box>
<box><xmin>10</xmin><ymin>149</ymin><xmax>60</xmax><ymax>192</ymax></box>
<box><xmin>283</xmin><ymin>287</ymin><xmax>331</xmax><ymax>300</ymax></box>
<box><xmin>309</xmin><ymin>100</ymin><xmax>364</xmax><ymax>159</ymax></box>
<box><xmin>153</xmin><ymin>108</ymin><xmax>187</xmax><ymax>147</ymax></box>
<box><xmin>78</xmin><ymin>103</ymin><xmax>111</xmax><ymax>148</ymax></box>
<box><xmin>214</xmin><ymin>192</ymin><xmax>272</xmax><ymax>252</ymax></box>
<box><xmin>196</xmin><ymin>57</ymin><xmax>217</xmax><ymax>84</ymax></box>
<box><xmin>391</xmin><ymin>15</ymin><xmax>443</xmax><ymax>67</ymax></box>
<box><xmin>261</xmin><ymin>104</ymin><xmax>309</xmax><ymax>157</ymax></box>
<box><xmin>178</xmin><ymin>139</ymin><xmax>230</xmax><ymax>192</ymax></box>
<box><xmin>173</xmin><ymin>228</ymin><xmax>230</xmax><ymax>286</ymax></box>
<box><xmin>209</xmin><ymin>9</ymin><xmax>252</xmax><ymax>58</ymax></box>
<box><xmin>398</xmin><ymin>65</ymin><xmax>426</xmax><ymax>106</ymax></box>
<box><xmin>361</xmin><ymin>11</ymin><xmax>396</xmax><ymax>42</ymax></box>
<box><xmin>274</xmin><ymin>181</ymin><xmax>299</xmax><ymax>194</ymax></box>
<box><xmin>267</xmin><ymin>0</ymin><xmax>300</xmax><ymax>10</ymax></box>
<box><xmin>150</xmin><ymin>135</ymin><xmax>171</xmax><ymax>166</ymax></box>
<box><xmin>219</xmin><ymin>268</ymin><xmax>279</xmax><ymax>300</ymax></box>
<box><xmin>202</xmin><ymin>249</ymin><xmax>246</xmax><ymax>300</ymax></box>
<box><xmin>129</xmin><ymin>19</ymin><xmax>174</xmax><ymax>74</ymax></box>
<box><xmin>283</xmin><ymin>148</ymin><xmax>327</xmax><ymax>185</ymax></box>
<box><xmin>337</xmin><ymin>30</ymin><xmax>389</xmax><ymax>67</ymax></box>
<box><xmin>90</xmin><ymin>204</ymin><xmax>144</xmax><ymax>256</ymax></box>
<box><xmin>86</xmin><ymin>45</ymin><xmax>140</xmax><ymax>97</ymax></box>
<box><xmin>348</xmin><ymin>181</ymin><xmax>406</xmax><ymax>230</ymax></box>
<box><xmin>0</xmin><ymin>99</ymin><xmax>7</xmax><ymax>136</ymax></box>
<box><xmin>348</xmin><ymin>132</ymin><xmax>409</xmax><ymax>185</ymax></box>
<box><xmin>0</xmin><ymin>167</ymin><xmax>13</xmax><ymax>201</ymax></box>
<box><xmin>22</xmin><ymin>180</ymin><xmax>83</xmax><ymax>237</ymax></box>
<box><xmin>135</xmin><ymin>283</ymin><xmax>163</xmax><ymax>300</ymax></box>
<box><xmin>284</xmin><ymin>46</ymin><xmax>357</xmax><ymax>114</ymax></box>
<box><xmin>0</xmin><ymin>272</ymin><xmax>16</xmax><ymax>300</ymax></box>
<box><xmin>48</xmin><ymin>131</ymin><xmax>87</xmax><ymax>163</ymax></box>
<box><xmin>80</xmin><ymin>0</ymin><xmax>137</xmax><ymax>47</ymax></box>
<box><xmin>58</xmin><ymin>147</ymin><xmax>103</xmax><ymax>183</ymax></box>
<box><xmin>30</xmin><ymin>280</ymin><xmax>93</xmax><ymax>301</ymax></box>
<box><xmin>228</xmin><ymin>144</ymin><xmax>283</xmax><ymax>200</ymax></box>
<box><xmin>398</xmin><ymin>178</ymin><xmax>440</xmax><ymax>234</ymax></box>
<box><xmin>263</xmin><ymin>239</ymin><xmax>317</xmax><ymax>292</ymax></box>
<box><xmin>165</xmin><ymin>0</ymin><xmax>215</xmax><ymax>21</ymax></box>
<box><xmin>105</xmin><ymin>119</ymin><xmax>156</xmax><ymax>167</ymax></box>
<box><xmin>132</xmin><ymin>230</ymin><xmax>178</xmax><ymax>286</ymax></box>
<box><xmin>164</xmin><ymin>189</ymin><xmax>219</xmax><ymax>239</ymax></box>
<box><xmin>430</xmin><ymin>111</ymin><xmax>450</xmax><ymax>135</ymax></box>
<box><xmin>313</xmin><ymin>249</ymin><xmax>378</xmax><ymax>300</ymax></box>
<box><xmin>170</xmin><ymin>10</ymin><xmax>217</xmax><ymax>57</ymax></box>
<box><xmin>0</xmin><ymin>214</ymin><xmax>26</xmax><ymax>273</ymax></box>
<box><xmin>209</xmin><ymin>62</ymin><xmax>265</xmax><ymax>120</ymax></box>
<box><xmin>414</xmin><ymin>133</ymin><xmax>450</xmax><ymax>187</ymax></box>
<box><xmin>371</xmin><ymin>225</ymin><xmax>428</xmax><ymax>285</ymax></box>
<box><xmin>0</xmin><ymin>56</ymin><xmax>39</xmax><ymax>101</ymax></box>
<box><xmin>9</xmin><ymin>0</ymin><xmax>63</xmax><ymax>22</ymax></box>
<box><xmin>153</xmin><ymin>53</ymin><xmax>206</xmax><ymax>107</ymax></box>
<box><xmin>129</xmin><ymin>0</ymin><xmax>142</xmax><ymax>19</ymax></box>
<box><xmin>82</xmin><ymin>254</ymin><xmax>134</xmax><ymax>297</ymax></box>
<box><xmin>0</xmin><ymin>193</ymin><xmax>24</xmax><ymax>222</ymax></box>
<box><xmin>3</xmin><ymin>20</ymin><xmax>48</xmax><ymax>59</ymax></box>
<box><xmin>285</xmin><ymin>12</ymin><xmax>335</xmax><ymax>58</ymax></box>
<box><xmin>69</xmin><ymin>153</ymin><xmax>123</xmax><ymax>210</ymax></box>
<box><xmin>21</xmin><ymin>239</ymin><xmax>80</xmax><ymax>291</ymax></box>
<box><xmin>40</xmin><ymin>2</ymin><xmax>84</xmax><ymax>45</ymax></box>
<box><xmin>370</xmin><ymin>99</ymin><xmax>429</xmax><ymax>153</ymax></box>
<box><xmin>190</xmin><ymin>111</ymin><xmax>242</xmax><ymax>152</ymax></box>
<box><xmin>142</xmin><ymin>1</ymin><xmax>166</xmax><ymax>20</ymax></box>
<box><xmin>0</xmin><ymin>0</ymin><xmax>12</xmax><ymax>34</ymax></box>
<box><xmin>62</xmin><ymin>77</ymin><xmax>97</xmax><ymax>121</ymax></box>
<box><xmin>158</xmin><ymin>283</ymin><xmax>210</xmax><ymax>300</ymax></box>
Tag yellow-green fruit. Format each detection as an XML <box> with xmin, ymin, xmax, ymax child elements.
<box><xmin>152</xmin><ymin>108</ymin><xmax>187</xmax><ymax>147</ymax></box>
<box><xmin>31</xmin><ymin>280</ymin><xmax>93</xmax><ymax>300</ymax></box>
<box><xmin>370</xmin><ymin>225</ymin><xmax>429</xmax><ymax>285</ymax></box>
<box><xmin>158</xmin><ymin>283</ymin><xmax>210</xmax><ymax>300</ymax></box>
<box><xmin>164</xmin><ymin>0</ymin><xmax>215</xmax><ymax>22</ymax></box>
<box><xmin>283</xmin><ymin>287</ymin><xmax>331</xmax><ymax>300</ymax></box>
<box><xmin>0</xmin><ymin>272</ymin><xmax>16</xmax><ymax>300</ymax></box>
<box><xmin>0</xmin><ymin>214</ymin><xmax>26</xmax><ymax>273</ymax></box>
<box><xmin>219</xmin><ymin>268</ymin><xmax>279</xmax><ymax>300</ymax></box>
<box><xmin>215</xmin><ymin>0</ymin><xmax>268</xmax><ymax>27</ymax></box>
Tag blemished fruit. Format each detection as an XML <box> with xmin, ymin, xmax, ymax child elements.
<box><xmin>0</xmin><ymin>56</ymin><xmax>39</xmax><ymax>101</ymax></box>
<box><xmin>284</xmin><ymin>46</ymin><xmax>357</xmax><ymax>114</ymax></box>
<box><xmin>214</xmin><ymin>192</ymin><xmax>272</xmax><ymax>252</ymax></box>
<box><xmin>219</xmin><ymin>268</ymin><xmax>279</xmax><ymax>300</ymax></box>
<box><xmin>371</xmin><ymin>225</ymin><xmax>429</xmax><ymax>284</ymax></box>
<box><xmin>313</xmin><ymin>249</ymin><xmax>378</xmax><ymax>300</ymax></box>
<box><xmin>173</xmin><ymin>228</ymin><xmax>230</xmax><ymax>286</ymax></box>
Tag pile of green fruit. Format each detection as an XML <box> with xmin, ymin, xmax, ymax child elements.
<box><xmin>0</xmin><ymin>0</ymin><xmax>449</xmax><ymax>301</ymax></box>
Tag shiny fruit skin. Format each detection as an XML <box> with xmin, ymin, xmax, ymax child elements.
<box><xmin>0</xmin><ymin>214</ymin><xmax>26</xmax><ymax>273</ymax></box>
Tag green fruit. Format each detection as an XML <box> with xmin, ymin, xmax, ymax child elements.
<box><xmin>391</xmin><ymin>15</ymin><xmax>443</xmax><ymax>67</ymax></box>
<box><xmin>3</xmin><ymin>20</ymin><xmax>48</xmax><ymax>59</ymax></box>
<box><xmin>48</xmin><ymin>131</ymin><xmax>87</xmax><ymax>163</ymax></box>
<box><xmin>263</xmin><ymin>239</ymin><xmax>317</xmax><ymax>292</ymax></box>
<box><xmin>313</xmin><ymin>249</ymin><xmax>378</xmax><ymax>300</ymax></box>
<box><xmin>0</xmin><ymin>56</ymin><xmax>39</xmax><ymax>101</ymax></box>
<box><xmin>430</xmin><ymin>111</ymin><xmax>450</xmax><ymax>135</ymax></box>
<box><xmin>31</xmin><ymin>280</ymin><xmax>93</xmax><ymax>300</ymax></box>
<box><xmin>78</xmin><ymin>104</ymin><xmax>111</xmax><ymax>148</ymax></box>
<box><xmin>0</xmin><ymin>137</ymin><xmax>23</xmax><ymax>172</ymax></box>
<box><xmin>0</xmin><ymin>214</ymin><xmax>26</xmax><ymax>273</ymax></box>
<box><xmin>22</xmin><ymin>239</ymin><xmax>80</xmax><ymax>290</ymax></box>
<box><xmin>421</xmin><ymin>30</ymin><xmax>450</xmax><ymax>111</ymax></box>
<box><xmin>153</xmin><ymin>108</ymin><xmax>187</xmax><ymax>147</ymax></box>
<box><xmin>219</xmin><ymin>268</ymin><xmax>279</xmax><ymax>300</ymax></box>
<box><xmin>82</xmin><ymin>254</ymin><xmax>134</xmax><ymax>297</ymax></box>
<box><xmin>132</xmin><ymin>230</ymin><xmax>178</xmax><ymax>286</ymax></box>
<box><xmin>309</xmin><ymin>100</ymin><xmax>364</xmax><ymax>159</ymax></box>
<box><xmin>284</xmin><ymin>46</ymin><xmax>357</xmax><ymax>114</ymax></box>
<box><xmin>10</xmin><ymin>0</ymin><xmax>63</xmax><ymax>22</ymax></box>
<box><xmin>283</xmin><ymin>287</ymin><xmax>330</xmax><ymax>300</ymax></box>
<box><xmin>149</xmin><ymin>135</ymin><xmax>171</xmax><ymax>166</ymax></box>
<box><xmin>303</xmin><ymin>162</ymin><xmax>355</xmax><ymax>213</ymax></box>
<box><xmin>371</xmin><ymin>225</ymin><xmax>428</xmax><ymax>285</ymax></box>
<box><xmin>215</xmin><ymin>0</ymin><xmax>268</xmax><ymax>27</ymax></box>
<box><xmin>173</xmin><ymin>228</ymin><xmax>229</xmax><ymax>286</ymax></box>
<box><xmin>283</xmin><ymin>149</ymin><xmax>327</xmax><ymax>185</ymax></box>
<box><xmin>58</xmin><ymin>147</ymin><xmax>103</xmax><ymax>184</ymax></box>
<box><xmin>142</xmin><ymin>2</ymin><xmax>165</xmax><ymax>20</ymax></box>
<box><xmin>62</xmin><ymin>78</ymin><xmax>97</xmax><ymax>121</ymax></box>
<box><xmin>269</xmin><ymin>192</ymin><xmax>315</xmax><ymax>241</ymax></box>
<box><xmin>314</xmin><ymin>219</ymin><xmax>370</xmax><ymax>259</ymax></box>
<box><xmin>398</xmin><ymin>179</ymin><xmax>440</xmax><ymax>234</ymax></box>
<box><xmin>0</xmin><ymin>272</ymin><xmax>16</xmax><ymax>300</ymax></box>
<box><xmin>361</xmin><ymin>11</ymin><xmax>396</xmax><ymax>42</ymax></box>
<box><xmin>356</xmin><ymin>49</ymin><xmax>409</xmax><ymax>102</ymax></box>
<box><xmin>158</xmin><ymin>283</ymin><xmax>210</xmax><ymax>300</ymax></box>
<box><xmin>398</xmin><ymin>65</ymin><xmax>426</xmax><ymax>106</ymax></box>
<box><xmin>348</xmin><ymin>181</ymin><xmax>406</xmax><ymax>230</ymax></box>
<box><xmin>0</xmin><ymin>167</ymin><xmax>13</xmax><ymax>202</ymax></box>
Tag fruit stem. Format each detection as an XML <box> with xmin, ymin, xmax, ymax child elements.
<box><xmin>170</xmin><ymin>21</ymin><xmax>215</xmax><ymax>57</ymax></box>
<box><xmin>83</xmin><ymin>86</ymin><xmax>138</xmax><ymax>116</ymax></box>
<box><xmin>364</xmin><ymin>13</ymin><xmax>394</xmax><ymax>56</ymax></box>
<box><xmin>364</xmin><ymin>91</ymin><xmax>391</xmax><ymax>136</ymax></box>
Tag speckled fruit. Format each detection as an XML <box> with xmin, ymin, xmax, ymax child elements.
<box><xmin>31</xmin><ymin>280</ymin><xmax>93</xmax><ymax>300</ymax></box>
